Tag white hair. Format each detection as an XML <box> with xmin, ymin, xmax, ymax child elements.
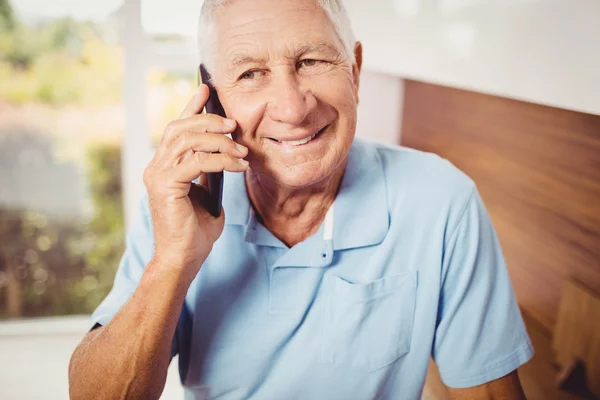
<box><xmin>197</xmin><ymin>0</ymin><xmax>356</xmax><ymax>74</ymax></box>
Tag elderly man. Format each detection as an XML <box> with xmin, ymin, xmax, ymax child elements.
<box><xmin>69</xmin><ymin>0</ymin><xmax>533</xmax><ymax>398</ymax></box>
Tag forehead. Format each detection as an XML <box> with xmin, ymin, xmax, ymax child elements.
<box><xmin>214</xmin><ymin>0</ymin><xmax>342</xmax><ymax>60</ymax></box>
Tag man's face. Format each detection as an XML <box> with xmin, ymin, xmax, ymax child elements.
<box><xmin>213</xmin><ymin>0</ymin><xmax>361</xmax><ymax>189</ymax></box>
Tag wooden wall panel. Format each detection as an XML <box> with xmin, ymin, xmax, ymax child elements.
<box><xmin>553</xmin><ymin>279</ymin><xmax>600</xmax><ymax>397</ymax></box>
<box><xmin>401</xmin><ymin>80</ymin><xmax>600</xmax><ymax>331</ymax></box>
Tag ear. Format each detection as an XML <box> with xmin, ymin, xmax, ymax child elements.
<box><xmin>352</xmin><ymin>41</ymin><xmax>363</xmax><ymax>102</ymax></box>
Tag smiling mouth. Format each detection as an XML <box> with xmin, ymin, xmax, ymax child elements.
<box><xmin>268</xmin><ymin>126</ymin><xmax>328</xmax><ymax>146</ymax></box>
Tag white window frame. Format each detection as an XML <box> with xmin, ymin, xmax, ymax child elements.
<box><xmin>121</xmin><ymin>0</ymin><xmax>199</xmax><ymax>230</ymax></box>
<box><xmin>122</xmin><ymin>0</ymin><xmax>153</xmax><ymax>230</ymax></box>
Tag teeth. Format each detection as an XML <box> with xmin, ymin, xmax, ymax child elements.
<box><xmin>281</xmin><ymin>132</ymin><xmax>318</xmax><ymax>146</ymax></box>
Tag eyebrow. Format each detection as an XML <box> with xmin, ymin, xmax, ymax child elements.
<box><xmin>288</xmin><ymin>42</ymin><xmax>342</xmax><ymax>59</ymax></box>
<box><xmin>230</xmin><ymin>54</ymin><xmax>267</xmax><ymax>67</ymax></box>
<box><xmin>228</xmin><ymin>41</ymin><xmax>342</xmax><ymax>68</ymax></box>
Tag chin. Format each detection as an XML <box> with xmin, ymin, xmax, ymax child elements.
<box><xmin>254</xmin><ymin>159</ymin><xmax>335</xmax><ymax>189</ymax></box>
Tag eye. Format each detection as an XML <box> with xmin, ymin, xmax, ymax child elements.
<box><xmin>297</xmin><ymin>59</ymin><xmax>322</xmax><ymax>69</ymax></box>
<box><xmin>239</xmin><ymin>70</ymin><xmax>261</xmax><ymax>80</ymax></box>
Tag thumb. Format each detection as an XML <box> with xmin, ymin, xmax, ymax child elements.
<box><xmin>179</xmin><ymin>84</ymin><xmax>210</xmax><ymax>119</ymax></box>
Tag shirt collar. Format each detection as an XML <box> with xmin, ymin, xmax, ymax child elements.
<box><xmin>332</xmin><ymin>138</ymin><xmax>390</xmax><ymax>250</ymax></box>
<box><xmin>222</xmin><ymin>169</ymin><xmax>251</xmax><ymax>226</ymax></box>
<box><xmin>221</xmin><ymin>138</ymin><xmax>390</xmax><ymax>250</ymax></box>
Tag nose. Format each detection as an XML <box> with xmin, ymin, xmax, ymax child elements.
<box><xmin>266</xmin><ymin>74</ymin><xmax>316</xmax><ymax>126</ymax></box>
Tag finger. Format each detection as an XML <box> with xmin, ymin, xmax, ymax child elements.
<box><xmin>163</xmin><ymin>114</ymin><xmax>237</xmax><ymax>146</ymax></box>
<box><xmin>198</xmin><ymin>172</ymin><xmax>208</xmax><ymax>188</ymax></box>
<box><xmin>170</xmin><ymin>152</ymin><xmax>249</xmax><ymax>183</ymax></box>
<box><xmin>167</xmin><ymin>132</ymin><xmax>248</xmax><ymax>166</ymax></box>
<box><xmin>188</xmin><ymin>184</ymin><xmax>226</xmax><ymax>220</ymax></box>
<box><xmin>179</xmin><ymin>84</ymin><xmax>209</xmax><ymax>119</ymax></box>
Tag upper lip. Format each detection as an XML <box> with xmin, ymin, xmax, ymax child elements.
<box><xmin>267</xmin><ymin>125</ymin><xmax>327</xmax><ymax>142</ymax></box>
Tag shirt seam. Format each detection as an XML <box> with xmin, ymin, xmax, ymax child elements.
<box><xmin>443</xmin><ymin>183</ymin><xmax>477</xmax><ymax>249</ymax></box>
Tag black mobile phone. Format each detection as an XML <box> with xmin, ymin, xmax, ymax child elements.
<box><xmin>198</xmin><ymin>64</ymin><xmax>225</xmax><ymax>217</ymax></box>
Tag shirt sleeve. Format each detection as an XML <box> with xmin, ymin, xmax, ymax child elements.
<box><xmin>89</xmin><ymin>193</ymin><xmax>180</xmax><ymax>358</ymax></box>
<box><xmin>432</xmin><ymin>186</ymin><xmax>534</xmax><ymax>388</ymax></box>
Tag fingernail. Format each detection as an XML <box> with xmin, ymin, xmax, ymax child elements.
<box><xmin>238</xmin><ymin>159</ymin><xmax>249</xmax><ymax>166</ymax></box>
<box><xmin>235</xmin><ymin>143</ymin><xmax>248</xmax><ymax>154</ymax></box>
<box><xmin>224</xmin><ymin>119</ymin><xmax>236</xmax><ymax>128</ymax></box>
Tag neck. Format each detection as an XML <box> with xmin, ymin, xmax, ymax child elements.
<box><xmin>245</xmin><ymin>160</ymin><xmax>347</xmax><ymax>248</ymax></box>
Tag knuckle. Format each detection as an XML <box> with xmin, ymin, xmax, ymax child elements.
<box><xmin>193</xmin><ymin>151</ymin><xmax>209</xmax><ymax>164</ymax></box>
<box><xmin>205</xmin><ymin>113</ymin><xmax>219</xmax><ymax>123</ymax></box>
<box><xmin>219</xmin><ymin>136</ymin><xmax>235</xmax><ymax>153</ymax></box>
<box><xmin>143</xmin><ymin>168</ymin><xmax>156</xmax><ymax>190</ymax></box>
<box><xmin>163</xmin><ymin>121</ymin><xmax>179</xmax><ymax>141</ymax></box>
<box><xmin>199</xmin><ymin>117</ymin><xmax>210</xmax><ymax>133</ymax></box>
<box><xmin>208</xmin><ymin>114</ymin><xmax>225</xmax><ymax>130</ymax></box>
<box><xmin>190</xmin><ymin>114</ymin><xmax>210</xmax><ymax>133</ymax></box>
<box><xmin>177</xmin><ymin>131</ymin><xmax>191</xmax><ymax>150</ymax></box>
<box><xmin>225</xmin><ymin>153</ymin><xmax>239</xmax><ymax>166</ymax></box>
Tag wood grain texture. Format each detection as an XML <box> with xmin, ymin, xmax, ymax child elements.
<box><xmin>400</xmin><ymin>80</ymin><xmax>600</xmax><ymax>331</ymax></box>
<box><xmin>553</xmin><ymin>279</ymin><xmax>600</xmax><ymax>397</ymax></box>
<box><xmin>519</xmin><ymin>310</ymin><xmax>584</xmax><ymax>400</ymax></box>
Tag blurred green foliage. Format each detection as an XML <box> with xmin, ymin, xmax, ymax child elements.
<box><xmin>0</xmin><ymin>1</ymin><xmax>126</xmax><ymax>318</ymax></box>
<box><xmin>0</xmin><ymin>141</ymin><xmax>123</xmax><ymax>317</ymax></box>
<box><xmin>72</xmin><ymin>142</ymin><xmax>124</xmax><ymax>313</ymax></box>
<box><xmin>0</xmin><ymin>0</ymin><xmax>15</xmax><ymax>31</ymax></box>
<box><xmin>0</xmin><ymin>0</ymin><xmax>122</xmax><ymax>106</ymax></box>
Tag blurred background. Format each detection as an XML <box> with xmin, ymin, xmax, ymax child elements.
<box><xmin>0</xmin><ymin>0</ymin><xmax>598</xmax><ymax>399</ymax></box>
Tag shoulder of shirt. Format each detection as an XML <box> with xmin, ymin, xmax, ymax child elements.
<box><xmin>355</xmin><ymin>138</ymin><xmax>477</xmax><ymax>215</ymax></box>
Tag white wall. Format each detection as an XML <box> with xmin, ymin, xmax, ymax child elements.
<box><xmin>344</xmin><ymin>0</ymin><xmax>600</xmax><ymax>116</ymax></box>
<box><xmin>355</xmin><ymin>70</ymin><xmax>405</xmax><ymax>145</ymax></box>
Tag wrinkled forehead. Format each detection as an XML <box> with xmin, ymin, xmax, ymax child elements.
<box><xmin>213</xmin><ymin>0</ymin><xmax>345</xmax><ymax>65</ymax></box>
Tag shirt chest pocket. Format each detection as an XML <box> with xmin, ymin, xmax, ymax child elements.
<box><xmin>320</xmin><ymin>272</ymin><xmax>417</xmax><ymax>372</ymax></box>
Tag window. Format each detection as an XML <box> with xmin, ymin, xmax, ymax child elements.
<box><xmin>0</xmin><ymin>0</ymin><xmax>126</xmax><ymax>319</ymax></box>
<box><xmin>141</xmin><ymin>0</ymin><xmax>201</xmax><ymax>146</ymax></box>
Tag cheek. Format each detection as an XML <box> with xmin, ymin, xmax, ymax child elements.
<box><xmin>223</xmin><ymin>92</ymin><xmax>267</xmax><ymax>144</ymax></box>
<box><xmin>313</xmin><ymin>72</ymin><xmax>358</xmax><ymax>116</ymax></box>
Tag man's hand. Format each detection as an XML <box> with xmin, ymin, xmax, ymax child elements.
<box><xmin>143</xmin><ymin>84</ymin><xmax>248</xmax><ymax>282</ymax></box>
<box><xmin>69</xmin><ymin>87</ymin><xmax>249</xmax><ymax>400</ymax></box>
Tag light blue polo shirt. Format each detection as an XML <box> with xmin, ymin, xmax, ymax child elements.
<box><xmin>91</xmin><ymin>137</ymin><xmax>533</xmax><ymax>399</ymax></box>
